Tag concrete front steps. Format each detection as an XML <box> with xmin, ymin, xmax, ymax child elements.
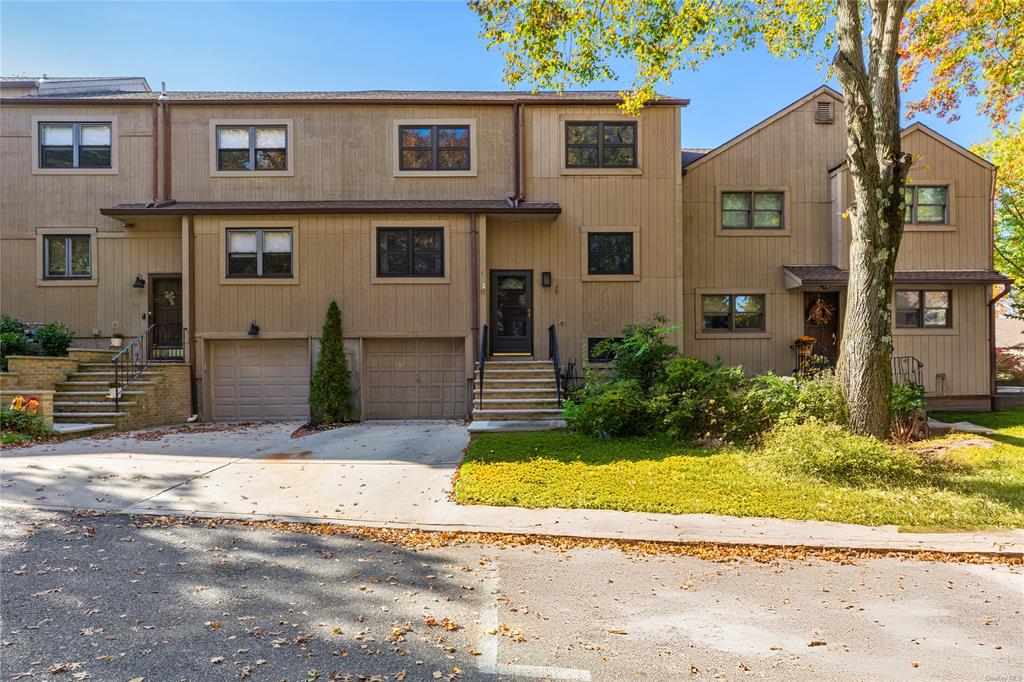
<box><xmin>472</xmin><ymin>359</ymin><xmax>564</xmax><ymax>423</ymax></box>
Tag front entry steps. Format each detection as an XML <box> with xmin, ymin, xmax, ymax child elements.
<box><xmin>471</xmin><ymin>359</ymin><xmax>566</xmax><ymax>431</ymax></box>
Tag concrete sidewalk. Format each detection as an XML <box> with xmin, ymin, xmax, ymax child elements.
<box><xmin>2</xmin><ymin>420</ymin><xmax>1022</xmax><ymax>556</ymax></box>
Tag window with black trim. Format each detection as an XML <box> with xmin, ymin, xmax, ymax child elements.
<box><xmin>721</xmin><ymin>191</ymin><xmax>784</xmax><ymax>229</ymax></box>
<box><xmin>904</xmin><ymin>186</ymin><xmax>947</xmax><ymax>224</ymax></box>
<box><xmin>43</xmin><ymin>234</ymin><xmax>92</xmax><ymax>279</ymax></box>
<box><xmin>587</xmin><ymin>232</ymin><xmax>634</xmax><ymax>275</ymax></box>
<box><xmin>566</xmin><ymin>122</ymin><xmax>637</xmax><ymax>168</ymax></box>
<box><xmin>587</xmin><ymin>337</ymin><xmax>622</xmax><ymax>363</ymax></box>
<box><xmin>895</xmin><ymin>290</ymin><xmax>951</xmax><ymax>328</ymax></box>
<box><xmin>376</xmin><ymin>228</ymin><xmax>444</xmax><ymax>277</ymax></box>
<box><xmin>39</xmin><ymin>122</ymin><xmax>111</xmax><ymax>169</ymax></box>
<box><xmin>216</xmin><ymin>125</ymin><xmax>288</xmax><ymax>171</ymax></box>
<box><xmin>226</xmin><ymin>228</ymin><xmax>293</xmax><ymax>277</ymax></box>
<box><xmin>398</xmin><ymin>125</ymin><xmax>470</xmax><ymax>171</ymax></box>
<box><xmin>701</xmin><ymin>294</ymin><xmax>765</xmax><ymax>332</ymax></box>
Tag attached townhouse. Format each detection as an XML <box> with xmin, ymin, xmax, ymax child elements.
<box><xmin>0</xmin><ymin>77</ymin><xmax>1010</xmax><ymax>428</ymax></box>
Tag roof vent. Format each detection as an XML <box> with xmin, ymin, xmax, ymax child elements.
<box><xmin>158</xmin><ymin>81</ymin><xmax>168</xmax><ymax>100</ymax></box>
<box><xmin>815</xmin><ymin>100</ymin><xmax>834</xmax><ymax>124</ymax></box>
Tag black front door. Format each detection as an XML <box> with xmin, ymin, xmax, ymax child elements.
<box><xmin>490</xmin><ymin>270</ymin><xmax>532</xmax><ymax>354</ymax></box>
<box><xmin>150</xmin><ymin>276</ymin><xmax>184</xmax><ymax>360</ymax></box>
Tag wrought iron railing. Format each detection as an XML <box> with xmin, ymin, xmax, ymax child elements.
<box><xmin>891</xmin><ymin>355</ymin><xmax>924</xmax><ymax>387</ymax></box>
<box><xmin>793</xmin><ymin>340</ymin><xmax>836</xmax><ymax>375</ymax></box>
<box><xmin>109</xmin><ymin>324</ymin><xmax>155</xmax><ymax>412</ymax></box>
<box><xmin>548</xmin><ymin>324</ymin><xmax>562</xmax><ymax>407</ymax></box>
<box><xmin>476</xmin><ymin>323</ymin><xmax>489</xmax><ymax>409</ymax></box>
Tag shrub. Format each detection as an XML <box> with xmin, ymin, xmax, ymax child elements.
<box><xmin>563</xmin><ymin>379</ymin><xmax>652</xmax><ymax>437</ymax></box>
<box><xmin>309</xmin><ymin>299</ymin><xmax>353</xmax><ymax>425</ymax></box>
<box><xmin>0</xmin><ymin>331</ymin><xmax>30</xmax><ymax>371</ymax></box>
<box><xmin>592</xmin><ymin>314</ymin><xmax>679</xmax><ymax>392</ymax></box>
<box><xmin>995</xmin><ymin>348</ymin><xmax>1024</xmax><ymax>386</ymax></box>
<box><xmin>0</xmin><ymin>406</ymin><xmax>52</xmax><ymax>439</ymax></box>
<box><xmin>34</xmin><ymin>322</ymin><xmax>74</xmax><ymax>357</ymax></box>
<box><xmin>739</xmin><ymin>373</ymin><xmax>799</xmax><ymax>436</ymax></box>
<box><xmin>890</xmin><ymin>382</ymin><xmax>927</xmax><ymax>443</ymax></box>
<box><xmin>786</xmin><ymin>371</ymin><xmax>848</xmax><ymax>426</ymax></box>
<box><xmin>649</xmin><ymin>357</ymin><xmax>747</xmax><ymax>441</ymax></box>
<box><xmin>0</xmin><ymin>314</ymin><xmax>27</xmax><ymax>336</ymax></box>
<box><xmin>764</xmin><ymin>421</ymin><xmax>918</xmax><ymax>486</ymax></box>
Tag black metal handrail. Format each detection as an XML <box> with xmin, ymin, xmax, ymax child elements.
<box><xmin>892</xmin><ymin>355</ymin><xmax>924</xmax><ymax>387</ymax></box>
<box><xmin>476</xmin><ymin>323</ymin><xmax>489</xmax><ymax>409</ymax></box>
<box><xmin>548</xmin><ymin>324</ymin><xmax>562</xmax><ymax>407</ymax></box>
<box><xmin>110</xmin><ymin>324</ymin><xmax>155</xmax><ymax>412</ymax></box>
<box><xmin>793</xmin><ymin>340</ymin><xmax>836</xmax><ymax>375</ymax></box>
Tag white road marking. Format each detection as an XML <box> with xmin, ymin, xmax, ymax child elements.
<box><xmin>477</xmin><ymin>563</ymin><xmax>592</xmax><ymax>681</ymax></box>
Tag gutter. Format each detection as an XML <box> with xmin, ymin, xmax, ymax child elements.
<box><xmin>187</xmin><ymin>213</ymin><xmax>198</xmax><ymax>415</ymax></box>
<box><xmin>507</xmin><ymin>102</ymin><xmax>523</xmax><ymax>206</ymax></box>
<box><xmin>0</xmin><ymin>96</ymin><xmax>690</xmax><ymax>107</ymax></box>
<box><xmin>469</xmin><ymin>214</ymin><xmax>480</xmax><ymax>371</ymax></box>
<box><xmin>989</xmin><ymin>283</ymin><xmax>1014</xmax><ymax>406</ymax></box>
<box><xmin>150</xmin><ymin>103</ymin><xmax>159</xmax><ymax>203</ymax></box>
<box><xmin>162</xmin><ymin>101</ymin><xmax>172</xmax><ymax>201</ymax></box>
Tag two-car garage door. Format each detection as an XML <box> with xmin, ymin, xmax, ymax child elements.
<box><xmin>209</xmin><ymin>338</ymin><xmax>466</xmax><ymax>421</ymax></box>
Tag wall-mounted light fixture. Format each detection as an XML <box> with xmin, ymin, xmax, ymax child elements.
<box><xmin>132</xmin><ymin>274</ymin><xmax>146</xmax><ymax>288</ymax></box>
<box><xmin>248</xmin><ymin>321</ymin><xmax>260</xmax><ymax>336</ymax></box>
<box><xmin>541</xmin><ymin>272</ymin><xmax>552</xmax><ymax>288</ymax></box>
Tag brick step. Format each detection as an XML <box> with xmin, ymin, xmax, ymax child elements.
<box><xmin>54</xmin><ymin>401</ymin><xmax>138</xmax><ymax>411</ymax></box>
<box><xmin>476</xmin><ymin>367</ymin><xmax>553</xmax><ymax>377</ymax></box>
<box><xmin>477</xmin><ymin>379</ymin><xmax>557</xmax><ymax>389</ymax></box>
<box><xmin>57</xmin><ymin>380</ymin><xmax>157</xmax><ymax>389</ymax></box>
<box><xmin>480</xmin><ymin>360</ymin><xmax>553</xmax><ymax>370</ymax></box>
<box><xmin>54</xmin><ymin>390</ymin><xmax>146</xmax><ymax>400</ymax></box>
<box><xmin>66</xmin><ymin>371</ymin><xmax>160</xmax><ymax>380</ymax></box>
<box><xmin>473</xmin><ymin>388</ymin><xmax>557</xmax><ymax>399</ymax></box>
<box><xmin>471</xmin><ymin>408</ymin><xmax>564</xmax><ymax>421</ymax></box>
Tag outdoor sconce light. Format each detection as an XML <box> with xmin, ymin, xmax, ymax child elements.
<box><xmin>541</xmin><ymin>272</ymin><xmax>552</xmax><ymax>287</ymax></box>
<box><xmin>132</xmin><ymin>274</ymin><xmax>146</xmax><ymax>288</ymax></box>
<box><xmin>248</xmin><ymin>321</ymin><xmax>260</xmax><ymax>336</ymax></box>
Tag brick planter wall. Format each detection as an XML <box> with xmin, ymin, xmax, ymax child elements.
<box><xmin>118</xmin><ymin>364</ymin><xmax>193</xmax><ymax>430</ymax></box>
<box><xmin>2</xmin><ymin>356</ymin><xmax>79</xmax><ymax>391</ymax></box>
<box><xmin>0</xmin><ymin>389</ymin><xmax>54</xmax><ymax>425</ymax></box>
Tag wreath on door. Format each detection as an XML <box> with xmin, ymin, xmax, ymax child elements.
<box><xmin>806</xmin><ymin>297</ymin><xmax>835</xmax><ymax>326</ymax></box>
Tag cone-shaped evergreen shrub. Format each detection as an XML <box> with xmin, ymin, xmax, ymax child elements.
<box><xmin>309</xmin><ymin>299</ymin><xmax>353</xmax><ymax>424</ymax></box>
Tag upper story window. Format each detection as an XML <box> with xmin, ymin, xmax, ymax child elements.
<box><xmin>216</xmin><ymin>125</ymin><xmax>288</xmax><ymax>171</ymax></box>
<box><xmin>896</xmin><ymin>290</ymin><xmax>951</xmax><ymax>328</ymax></box>
<box><xmin>587</xmin><ymin>232</ymin><xmax>634</xmax><ymax>275</ymax></box>
<box><xmin>43</xmin><ymin>234</ymin><xmax>92</xmax><ymax>279</ymax></box>
<box><xmin>904</xmin><ymin>186</ymin><xmax>947</xmax><ymax>224</ymax></box>
<box><xmin>702</xmin><ymin>294</ymin><xmax>765</xmax><ymax>332</ymax></box>
<box><xmin>376</xmin><ymin>227</ymin><xmax>445</xmax><ymax>278</ymax></box>
<box><xmin>226</xmin><ymin>228</ymin><xmax>293</xmax><ymax>278</ymax></box>
<box><xmin>721</xmin><ymin>192</ymin><xmax>784</xmax><ymax>229</ymax></box>
<box><xmin>39</xmin><ymin>122</ymin><xmax>111</xmax><ymax>169</ymax></box>
<box><xmin>566</xmin><ymin>122</ymin><xmax>637</xmax><ymax>168</ymax></box>
<box><xmin>398</xmin><ymin>125</ymin><xmax>471</xmax><ymax>171</ymax></box>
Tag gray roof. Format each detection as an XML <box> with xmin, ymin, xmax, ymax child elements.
<box><xmin>681</xmin><ymin>148</ymin><xmax>711</xmax><ymax>168</ymax></box>
<box><xmin>784</xmin><ymin>264</ymin><xmax>1013</xmax><ymax>287</ymax></box>
<box><xmin>1</xmin><ymin>87</ymin><xmax>686</xmax><ymax>105</ymax></box>
<box><xmin>1</xmin><ymin>75</ymin><xmax>144</xmax><ymax>82</ymax></box>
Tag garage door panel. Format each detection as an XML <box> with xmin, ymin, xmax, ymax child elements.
<box><xmin>364</xmin><ymin>338</ymin><xmax>466</xmax><ymax>419</ymax></box>
<box><xmin>211</xmin><ymin>340</ymin><xmax>310</xmax><ymax>422</ymax></box>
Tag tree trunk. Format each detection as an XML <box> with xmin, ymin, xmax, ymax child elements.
<box><xmin>832</xmin><ymin>0</ymin><xmax>914</xmax><ymax>438</ymax></box>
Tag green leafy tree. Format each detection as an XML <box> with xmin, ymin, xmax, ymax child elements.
<box><xmin>469</xmin><ymin>0</ymin><xmax>1022</xmax><ymax>438</ymax></box>
<box><xmin>309</xmin><ymin>299</ymin><xmax>353</xmax><ymax>425</ymax></box>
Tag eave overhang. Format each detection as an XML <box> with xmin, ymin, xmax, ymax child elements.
<box><xmin>100</xmin><ymin>199</ymin><xmax>562</xmax><ymax>219</ymax></box>
<box><xmin>783</xmin><ymin>265</ymin><xmax>1013</xmax><ymax>290</ymax></box>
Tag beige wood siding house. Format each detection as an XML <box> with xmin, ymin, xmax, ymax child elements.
<box><xmin>0</xmin><ymin>79</ymin><xmax>1008</xmax><ymax>420</ymax></box>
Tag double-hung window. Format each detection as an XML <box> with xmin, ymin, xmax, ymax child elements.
<box><xmin>39</xmin><ymin>122</ymin><xmax>112</xmax><ymax>169</ymax></box>
<box><xmin>904</xmin><ymin>186</ymin><xmax>947</xmax><ymax>224</ymax></box>
<box><xmin>216</xmin><ymin>125</ymin><xmax>288</xmax><ymax>171</ymax></box>
<box><xmin>226</xmin><ymin>228</ymin><xmax>293</xmax><ymax>277</ymax></box>
<box><xmin>895</xmin><ymin>290</ymin><xmax>951</xmax><ymax>328</ymax></box>
<box><xmin>701</xmin><ymin>294</ymin><xmax>765</xmax><ymax>332</ymax></box>
<box><xmin>587</xmin><ymin>232</ymin><xmax>634</xmax><ymax>275</ymax></box>
<box><xmin>376</xmin><ymin>227</ymin><xmax>445</xmax><ymax>277</ymax></box>
<box><xmin>43</xmin><ymin>234</ymin><xmax>92</xmax><ymax>279</ymax></box>
<box><xmin>565</xmin><ymin>121</ymin><xmax>637</xmax><ymax>168</ymax></box>
<box><xmin>721</xmin><ymin>192</ymin><xmax>784</xmax><ymax>229</ymax></box>
<box><xmin>398</xmin><ymin>125</ymin><xmax>471</xmax><ymax>171</ymax></box>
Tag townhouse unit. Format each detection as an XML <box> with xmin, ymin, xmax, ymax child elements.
<box><xmin>0</xmin><ymin>77</ymin><xmax>1009</xmax><ymax>425</ymax></box>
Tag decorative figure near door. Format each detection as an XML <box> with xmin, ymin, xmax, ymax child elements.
<box><xmin>806</xmin><ymin>296</ymin><xmax>835</xmax><ymax>326</ymax></box>
<box><xmin>163</xmin><ymin>289</ymin><xmax>177</xmax><ymax>307</ymax></box>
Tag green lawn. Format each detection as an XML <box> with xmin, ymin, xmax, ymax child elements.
<box><xmin>456</xmin><ymin>408</ymin><xmax>1024</xmax><ymax>530</ymax></box>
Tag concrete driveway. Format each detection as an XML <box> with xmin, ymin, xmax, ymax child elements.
<box><xmin>0</xmin><ymin>421</ymin><xmax>468</xmax><ymax>524</ymax></box>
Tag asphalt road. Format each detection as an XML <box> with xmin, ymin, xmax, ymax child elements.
<box><xmin>1</xmin><ymin>508</ymin><xmax>1021</xmax><ymax>682</ymax></box>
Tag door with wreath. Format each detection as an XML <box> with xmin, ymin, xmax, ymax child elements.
<box><xmin>803</xmin><ymin>292</ymin><xmax>840</xmax><ymax>364</ymax></box>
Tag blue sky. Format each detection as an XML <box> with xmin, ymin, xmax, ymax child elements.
<box><xmin>1</xmin><ymin>0</ymin><xmax>993</xmax><ymax>149</ymax></box>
